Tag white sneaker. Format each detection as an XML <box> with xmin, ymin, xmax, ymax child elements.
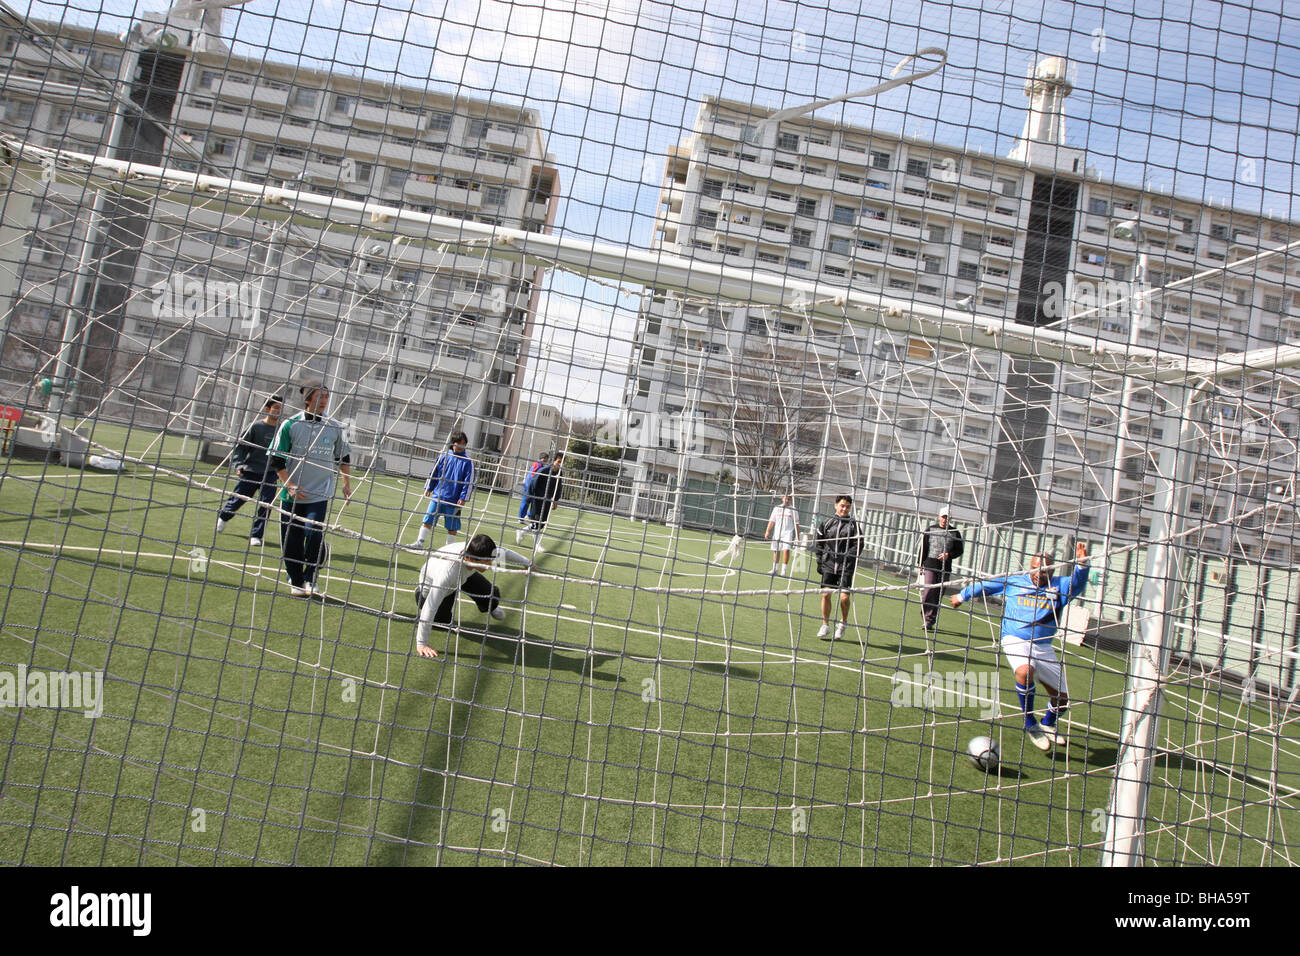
<box><xmin>1040</xmin><ymin>723</ymin><xmax>1063</xmax><ymax>747</ymax></box>
<box><xmin>250</xmin><ymin>537</ymin><xmax>262</xmax><ymax>547</ymax></box>
<box><xmin>817</xmin><ymin>623</ymin><xmax>831</xmax><ymax>638</ymax></box>
<box><xmin>515</xmin><ymin>528</ymin><xmax>526</xmax><ymax>544</ymax></box>
<box><xmin>490</xmin><ymin>607</ymin><xmax>506</xmax><ymax>621</ymax></box>
<box><xmin>1025</xmin><ymin>724</ymin><xmax>1052</xmax><ymax>751</ymax></box>
<box><xmin>216</xmin><ymin>518</ymin><xmax>227</xmax><ymax>532</ymax></box>
<box><xmin>834</xmin><ymin>622</ymin><xmax>846</xmax><ymax>640</ymax></box>
<box><xmin>770</xmin><ymin>566</ymin><xmax>778</xmax><ymax>575</ymax></box>
<box><xmin>290</xmin><ymin>586</ymin><xmax>310</xmax><ymax>598</ymax></box>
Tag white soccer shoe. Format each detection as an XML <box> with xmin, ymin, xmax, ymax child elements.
<box><xmin>1039</xmin><ymin>723</ymin><xmax>1064</xmax><ymax>747</ymax></box>
<box><xmin>817</xmin><ymin>623</ymin><xmax>831</xmax><ymax>639</ymax></box>
<box><xmin>216</xmin><ymin>518</ymin><xmax>227</xmax><ymax>533</ymax></box>
<box><xmin>1025</xmin><ymin>724</ymin><xmax>1052</xmax><ymax>751</ymax></box>
<box><xmin>290</xmin><ymin>586</ymin><xmax>310</xmax><ymax>598</ymax></box>
<box><xmin>834</xmin><ymin>622</ymin><xmax>846</xmax><ymax>640</ymax></box>
<box><xmin>250</xmin><ymin>537</ymin><xmax>262</xmax><ymax>547</ymax></box>
<box><xmin>515</xmin><ymin>528</ymin><xmax>526</xmax><ymax>544</ymax></box>
<box><xmin>490</xmin><ymin>607</ymin><xmax>506</xmax><ymax>621</ymax></box>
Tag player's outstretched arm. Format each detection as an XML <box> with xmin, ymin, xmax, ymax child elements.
<box><xmin>496</xmin><ymin>547</ymin><xmax>536</xmax><ymax>568</ymax></box>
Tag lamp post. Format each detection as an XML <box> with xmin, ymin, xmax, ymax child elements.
<box><xmin>1098</xmin><ymin>218</ymin><xmax>1149</xmax><ymax>618</ymax></box>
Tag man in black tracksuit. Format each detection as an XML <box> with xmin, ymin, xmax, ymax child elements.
<box><xmin>525</xmin><ymin>453</ymin><xmax>565</xmax><ymax>549</ymax></box>
<box><xmin>217</xmin><ymin>395</ymin><xmax>283</xmax><ymax>546</ymax></box>
<box><xmin>815</xmin><ymin>494</ymin><xmax>864</xmax><ymax>640</ymax></box>
<box><xmin>918</xmin><ymin>505</ymin><xmax>964</xmax><ymax>632</ymax></box>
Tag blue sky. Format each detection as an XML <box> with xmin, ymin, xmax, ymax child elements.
<box><xmin>24</xmin><ymin>0</ymin><xmax>1300</xmax><ymax>415</ymax></box>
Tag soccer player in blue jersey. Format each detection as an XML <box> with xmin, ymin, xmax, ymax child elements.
<box><xmin>412</xmin><ymin>431</ymin><xmax>476</xmax><ymax>547</ymax></box>
<box><xmin>950</xmin><ymin>542</ymin><xmax>1089</xmax><ymax>751</ymax></box>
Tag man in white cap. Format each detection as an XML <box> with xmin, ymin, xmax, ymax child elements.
<box><xmin>917</xmin><ymin>504</ymin><xmax>964</xmax><ymax>633</ymax></box>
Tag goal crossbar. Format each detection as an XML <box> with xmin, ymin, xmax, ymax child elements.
<box><xmin>11</xmin><ymin>138</ymin><xmax>1285</xmax><ymax>387</ymax></box>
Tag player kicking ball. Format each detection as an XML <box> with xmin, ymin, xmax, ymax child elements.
<box><xmin>950</xmin><ymin>542</ymin><xmax>1089</xmax><ymax>751</ymax></box>
<box><xmin>413</xmin><ymin>533</ymin><xmax>534</xmax><ymax>659</ymax></box>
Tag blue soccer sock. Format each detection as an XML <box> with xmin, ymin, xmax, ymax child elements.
<box><xmin>1016</xmin><ymin>681</ymin><xmax>1037</xmax><ymax>728</ymax></box>
<box><xmin>1042</xmin><ymin>705</ymin><xmax>1060</xmax><ymax>728</ymax></box>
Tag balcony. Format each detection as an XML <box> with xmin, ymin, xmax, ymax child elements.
<box><xmin>485</xmin><ymin>126</ymin><xmax>528</xmax><ymax>151</ymax></box>
<box><xmin>354</xmin><ymin>103</ymin><xmax>422</xmax><ymax>133</ymax></box>
<box><xmin>404</xmin><ymin>178</ymin><xmax>481</xmax><ymax>209</ymax></box>
<box><xmin>214</xmin><ymin>81</ymin><xmax>288</xmax><ymax>111</ymax></box>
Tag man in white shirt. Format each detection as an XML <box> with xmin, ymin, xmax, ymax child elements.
<box><xmin>413</xmin><ymin>533</ymin><xmax>534</xmax><ymax>658</ymax></box>
<box><xmin>764</xmin><ymin>494</ymin><xmax>800</xmax><ymax>575</ymax></box>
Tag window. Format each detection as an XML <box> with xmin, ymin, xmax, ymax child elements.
<box><xmin>702</xmin><ymin>178</ymin><xmax>724</xmax><ymax>198</ymax></box>
<box><xmin>291</xmin><ymin>88</ymin><xmax>316</xmax><ymax>109</ymax></box>
<box><xmin>428</xmin><ymin>112</ymin><xmax>452</xmax><ymax>132</ymax></box>
<box><xmin>333</xmin><ymin>94</ymin><xmax>353</xmax><ymax>112</ymax></box>
<box><xmin>468</xmin><ymin>118</ymin><xmax>491</xmax><ymax>138</ymax></box>
<box><xmin>387</xmin><ymin>168</ymin><xmax>408</xmax><ymax>189</ymax></box>
<box><xmin>1209</xmin><ymin>223</ymin><xmax>1228</xmax><ymax>240</ymax></box>
<box><xmin>922</xmin><ymin>255</ymin><xmax>943</xmax><ymax>274</ymax></box>
<box><xmin>695</xmin><ymin>210</ymin><xmax>718</xmax><ymax>229</ymax></box>
<box><xmin>960</xmin><ymin>231</ymin><xmax>983</xmax><ymax>251</ymax></box>
<box><xmin>250</xmin><ymin>143</ymin><xmax>271</xmax><ymax>163</ymax></box>
<box><xmin>832</xmin><ymin>205</ymin><xmax>855</xmax><ymax>225</ymax></box>
<box><xmin>905</xmin><ymin>158</ymin><xmax>929</xmax><ymax>177</ymax></box>
<box><xmin>870</xmin><ymin>150</ymin><xmax>891</xmax><ymax>169</ymax></box>
<box><xmin>927</xmin><ymin>225</ymin><xmax>947</xmax><ymax>243</ymax></box>
<box><xmin>957</xmin><ymin>262</ymin><xmax>979</xmax><ymax>281</ymax></box>
<box><xmin>791</xmin><ymin>227</ymin><xmax>813</xmax><ymax>248</ymax></box>
<box><xmin>998</xmin><ymin>177</ymin><xmax>1018</xmax><ymax>197</ymax></box>
<box><xmin>483</xmin><ymin>186</ymin><xmax>508</xmax><ymax>206</ymax></box>
<box><xmin>777</xmin><ymin>131</ymin><xmax>799</xmax><ymax>151</ymax></box>
<box><xmin>796</xmin><ymin>197</ymin><xmax>817</xmax><ymax>217</ymax></box>
<box><xmin>828</xmin><ymin>237</ymin><xmax>852</xmax><ymax>256</ymax></box>
<box><xmin>1088</xmin><ymin>198</ymin><xmax>1108</xmax><ymax>215</ymax></box>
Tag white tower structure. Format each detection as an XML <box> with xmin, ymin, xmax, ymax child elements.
<box><xmin>1009</xmin><ymin>56</ymin><xmax>1084</xmax><ymax>174</ymax></box>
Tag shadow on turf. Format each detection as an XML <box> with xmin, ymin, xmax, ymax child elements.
<box><xmin>693</xmin><ymin>660</ymin><xmax>759</xmax><ymax>678</ymax></box>
<box><xmin>452</xmin><ymin>626</ymin><xmax>622</xmax><ymax>682</ymax></box>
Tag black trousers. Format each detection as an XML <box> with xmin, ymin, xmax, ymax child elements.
<box><xmin>420</xmin><ymin>571</ymin><xmax>501</xmax><ymax>627</ymax></box>
<box><xmin>921</xmin><ymin>566</ymin><xmax>949</xmax><ymax>628</ymax></box>
<box><xmin>280</xmin><ymin>499</ymin><xmax>329</xmax><ymax>588</ymax></box>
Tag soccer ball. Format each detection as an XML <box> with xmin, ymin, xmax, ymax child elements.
<box><xmin>967</xmin><ymin>735</ymin><xmax>1000</xmax><ymax>772</ymax></box>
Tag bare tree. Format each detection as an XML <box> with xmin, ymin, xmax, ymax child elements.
<box><xmin>706</xmin><ymin>346</ymin><xmax>826</xmax><ymax>493</ymax></box>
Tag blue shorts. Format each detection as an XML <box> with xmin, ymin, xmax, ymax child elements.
<box><xmin>423</xmin><ymin>498</ymin><xmax>462</xmax><ymax>532</ymax></box>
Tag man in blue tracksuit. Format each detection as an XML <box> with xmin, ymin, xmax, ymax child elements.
<box><xmin>412</xmin><ymin>431</ymin><xmax>475</xmax><ymax>547</ymax></box>
<box><xmin>951</xmin><ymin>542</ymin><xmax>1090</xmax><ymax>751</ymax></box>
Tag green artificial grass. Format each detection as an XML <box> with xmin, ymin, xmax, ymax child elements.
<box><xmin>0</xmin><ymin>437</ymin><xmax>1295</xmax><ymax>865</ymax></box>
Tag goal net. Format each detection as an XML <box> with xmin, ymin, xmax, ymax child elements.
<box><xmin>0</xmin><ymin>0</ymin><xmax>1296</xmax><ymax>867</ymax></box>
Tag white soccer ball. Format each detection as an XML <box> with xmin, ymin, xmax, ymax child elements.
<box><xmin>967</xmin><ymin>735</ymin><xmax>1000</xmax><ymax>772</ymax></box>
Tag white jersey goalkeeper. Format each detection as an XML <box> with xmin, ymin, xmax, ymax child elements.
<box><xmin>413</xmin><ymin>533</ymin><xmax>534</xmax><ymax>658</ymax></box>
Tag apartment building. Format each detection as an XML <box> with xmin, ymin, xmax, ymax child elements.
<box><xmin>0</xmin><ymin>13</ymin><xmax>559</xmax><ymax>476</ymax></box>
<box><xmin>623</xmin><ymin>62</ymin><xmax>1299</xmax><ymax>563</ymax></box>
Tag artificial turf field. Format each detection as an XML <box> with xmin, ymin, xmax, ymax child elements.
<box><xmin>0</xmin><ymin>431</ymin><xmax>1296</xmax><ymax>866</ymax></box>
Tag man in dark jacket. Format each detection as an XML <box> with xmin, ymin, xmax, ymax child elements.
<box><xmin>815</xmin><ymin>494</ymin><xmax>863</xmax><ymax>640</ymax></box>
<box><xmin>217</xmin><ymin>395</ymin><xmax>283</xmax><ymax>546</ymax></box>
<box><xmin>525</xmin><ymin>452</ymin><xmax>565</xmax><ymax>550</ymax></box>
<box><xmin>918</xmin><ymin>505</ymin><xmax>964</xmax><ymax>633</ymax></box>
